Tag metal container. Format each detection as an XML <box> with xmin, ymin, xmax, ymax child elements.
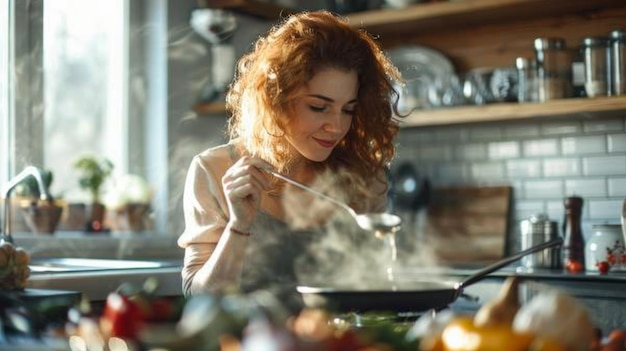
<box><xmin>519</xmin><ymin>214</ymin><xmax>561</xmax><ymax>269</ymax></box>
<box><xmin>610</xmin><ymin>29</ymin><xmax>626</xmax><ymax>96</ymax></box>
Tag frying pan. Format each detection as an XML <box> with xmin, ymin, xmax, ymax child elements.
<box><xmin>297</xmin><ymin>237</ymin><xmax>563</xmax><ymax>312</ymax></box>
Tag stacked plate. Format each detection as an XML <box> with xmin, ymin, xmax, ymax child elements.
<box><xmin>386</xmin><ymin>45</ymin><xmax>455</xmax><ymax>113</ymax></box>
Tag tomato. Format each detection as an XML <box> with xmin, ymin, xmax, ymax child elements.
<box><xmin>565</xmin><ymin>259</ymin><xmax>584</xmax><ymax>273</ymax></box>
<box><xmin>596</xmin><ymin>261</ymin><xmax>610</xmax><ymax>275</ymax></box>
<box><xmin>326</xmin><ymin>329</ymin><xmax>363</xmax><ymax>351</ymax></box>
<box><xmin>100</xmin><ymin>292</ymin><xmax>146</xmax><ymax>339</ymax></box>
<box><xmin>147</xmin><ymin>298</ymin><xmax>174</xmax><ymax>322</ymax></box>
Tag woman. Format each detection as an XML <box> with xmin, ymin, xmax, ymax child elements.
<box><xmin>178</xmin><ymin>10</ymin><xmax>402</xmax><ymax>307</ymax></box>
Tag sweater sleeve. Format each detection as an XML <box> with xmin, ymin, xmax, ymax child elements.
<box><xmin>177</xmin><ymin>153</ymin><xmax>235</xmax><ymax>295</ymax></box>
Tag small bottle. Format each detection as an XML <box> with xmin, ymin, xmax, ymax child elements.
<box><xmin>563</xmin><ymin>196</ymin><xmax>585</xmax><ymax>272</ymax></box>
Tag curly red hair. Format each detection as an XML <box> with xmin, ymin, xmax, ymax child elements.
<box><xmin>226</xmin><ymin>10</ymin><xmax>401</xmax><ymax>186</ymax></box>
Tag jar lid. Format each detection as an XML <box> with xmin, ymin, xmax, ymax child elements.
<box><xmin>534</xmin><ymin>38</ymin><xmax>566</xmax><ymax>50</ymax></box>
<box><xmin>610</xmin><ymin>30</ymin><xmax>626</xmax><ymax>40</ymax></box>
<box><xmin>531</xmin><ymin>213</ymin><xmax>549</xmax><ymax>222</ymax></box>
<box><xmin>515</xmin><ymin>57</ymin><xmax>529</xmax><ymax>69</ymax></box>
<box><xmin>582</xmin><ymin>37</ymin><xmax>609</xmax><ymax>47</ymax></box>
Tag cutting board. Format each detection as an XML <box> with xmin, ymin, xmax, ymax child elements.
<box><xmin>421</xmin><ymin>185</ymin><xmax>512</xmax><ymax>265</ymax></box>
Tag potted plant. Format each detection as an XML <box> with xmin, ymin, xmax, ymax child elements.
<box><xmin>73</xmin><ymin>155</ymin><xmax>114</xmax><ymax>232</ymax></box>
<box><xmin>13</xmin><ymin>168</ymin><xmax>64</xmax><ymax>234</ymax></box>
<box><xmin>103</xmin><ymin>173</ymin><xmax>153</xmax><ymax>233</ymax></box>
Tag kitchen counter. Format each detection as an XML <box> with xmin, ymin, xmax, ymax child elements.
<box><xmin>27</xmin><ymin>262</ymin><xmax>183</xmax><ymax>301</ymax></box>
<box><xmin>396</xmin><ymin>264</ymin><xmax>626</xmax><ymax>282</ymax></box>
<box><xmin>395</xmin><ymin>264</ymin><xmax>626</xmax><ymax>332</ymax></box>
<box><xmin>13</xmin><ymin>231</ymin><xmax>183</xmax><ymax>260</ymax></box>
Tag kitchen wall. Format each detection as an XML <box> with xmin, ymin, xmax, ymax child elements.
<box><xmin>165</xmin><ymin>3</ymin><xmax>273</xmax><ymax>236</ymax></box>
<box><xmin>394</xmin><ymin>112</ymin><xmax>626</xmax><ymax>246</ymax></box>
<box><xmin>166</xmin><ymin>2</ymin><xmax>626</xmax><ymax>247</ymax></box>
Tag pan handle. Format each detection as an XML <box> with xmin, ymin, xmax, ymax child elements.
<box><xmin>455</xmin><ymin>237</ymin><xmax>563</xmax><ymax>290</ymax></box>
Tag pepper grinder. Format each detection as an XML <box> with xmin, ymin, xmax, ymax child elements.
<box><xmin>563</xmin><ymin>196</ymin><xmax>585</xmax><ymax>271</ymax></box>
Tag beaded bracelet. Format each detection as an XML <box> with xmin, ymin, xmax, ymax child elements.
<box><xmin>230</xmin><ymin>227</ymin><xmax>251</xmax><ymax>237</ymax></box>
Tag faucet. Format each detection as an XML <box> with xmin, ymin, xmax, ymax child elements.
<box><xmin>1</xmin><ymin>166</ymin><xmax>53</xmax><ymax>244</ymax></box>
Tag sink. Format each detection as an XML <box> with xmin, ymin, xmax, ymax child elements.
<box><xmin>29</xmin><ymin>257</ymin><xmax>179</xmax><ymax>273</ymax></box>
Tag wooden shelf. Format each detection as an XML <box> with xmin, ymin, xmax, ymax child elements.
<box><xmin>346</xmin><ymin>0</ymin><xmax>624</xmax><ymax>37</ymax></box>
<box><xmin>200</xmin><ymin>0</ymin><xmax>626</xmax><ymax>128</ymax></box>
<box><xmin>201</xmin><ymin>0</ymin><xmax>295</xmax><ymax>19</ymax></box>
<box><xmin>193</xmin><ymin>101</ymin><xmax>227</xmax><ymax>115</ymax></box>
<box><xmin>194</xmin><ymin>96</ymin><xmax>626</xmax><ymax>127</ymax></box>
<box><xmin>400</xmin><ymin>96</ymin><xmax>626</xmax><ymax>128</ymax></box>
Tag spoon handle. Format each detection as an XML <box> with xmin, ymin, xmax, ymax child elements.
<box><xmin>264</xmin><ymin>169</ymin><xmax>357</xmax><ymax>216</ymax></box>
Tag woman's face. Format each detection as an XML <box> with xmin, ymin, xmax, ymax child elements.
<box><xmin>286</xmin><ymin>68</ymin><xmax>358</xmax><ymax>162</ymax></box>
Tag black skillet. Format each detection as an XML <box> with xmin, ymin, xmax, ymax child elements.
<box><xmin>297</xmin><ymin>237</ymin><xmax>563</xmax><ymax>313</ymax></box>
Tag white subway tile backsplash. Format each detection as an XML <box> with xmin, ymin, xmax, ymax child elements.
<box><xmin>561</xmin><ymin>135</ymin><xmax>606</xmax><ymax>155</ymax></box>
<box><xmin>541</xmin><ymin>120</ymin><xmax>581</xmax><ymax>135</ymax></box>
<box><xmin>564</xmin><ymin>178</ymin><xmax>607</xmax><ymax>197</ymax></box>
<box><xmin>588</xmin><ymin>199</ymin><xmax>622</xmax><ymax>220</ymax></box>
<box><xmin>583</xmin><ymin>118</ymin><xmax>625</xmax><ymax>133</ymax></box>
<box><xmin>418</xmin><ymin>145</ymin><xmax>453</xmax><ymax>161</ymax></box>
<box><xmin>488</xmin><ymin>141</ymin><xmax>519</xmax><ymax>159</ymax></box>
<box><xmin>471</xmin><ymin>162</ymin><xmax>505</xmax><ymax>179</ymax></box>
<box><xmin>608</xmin><ymin>177</ymin><xmax>626</xmax><ymax>197</ymax></box>
<box><xmin>523</xmin><ymin>139</ymin><xmax>559</xmax><ymax>157</ymax></box>
<box><xmin>583</xmin><ymin>155</ymin><xmax>626</xmax><ymax>176</ymax></box>
<box><xmin>506</xmin><ymin>160</ymin><xmax>541</xmax><ymax>178</ymax></box>
<box><xmin>543</xmin><ymin>158</ymin><xmax>580</xmax><ymax>177</ymax></box>
<box><xmin>504</xmin><ymin>123</ymin><xmax>540</xmax><ymax>138</ymax></box>
<box><xmin>436</xmin><ymin>128</ymin><xmax>468</xmax><ymax>142</ymax></box>
<box><xmin>398</xmin><ymin>115</ymin><xmax>626</xmax><ymax>231</ymax></box>
<box><xmin>514</xmin><ymin>200</ymin><xmax>545</xmax><ymax>221</ymax></box>
<box><xmin>523</xmin><ymin>180</ymin><xmax>564</xmax><ymax>199</ymax></box>
<box><xmin>438</xmin><ymin>163</ymin><xmax>468</xmax><ymax>181</ymax></box>
<box><xmin>400</xmin><ymin>129</ymin><xmax>436</xmax><ymax>144</ymax></box>
<box><xmin>607</xmin><ymin>133</ymin><xmax>626</xmax><ymax>152</ymax></box>
<box><xmin>469</xmin><ymin>126</ymin><xmax>502</xmax><ymax>140</ymax></box>
<box><xmin>455</xmin><ymin>143</ymin><xmax>487</xmax><ymax>160</ymax></box>
<box><xmin>546</xmin><ymin>200</ymin><xmax>565</xmax><ymax>224</ymax></box>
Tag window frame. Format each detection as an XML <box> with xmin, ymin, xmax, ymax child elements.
<box><xmin>2</xmin><ymin>0</ymin><xmax>169</xmax><ymax>235</ymax></box>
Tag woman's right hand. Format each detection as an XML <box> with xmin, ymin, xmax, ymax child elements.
<box><xmin>222</xmin><ymin>156</ymin><xmax>272</xmax><ymax>233</ymax></box>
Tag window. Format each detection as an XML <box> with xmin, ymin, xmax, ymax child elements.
<box><xmin>0</xmin><ymin>2</ymin><xmax>8</xmax><ymax>183</ymax></box>
<box><xmin>2</xmin><ymin>0</ymin><xmax>169</xmax><ymax>233</ymax></box>
<box><xmin>43</xmin><ymin>0</ymin><xmax>127</xmax><ymax>201</ymax></box>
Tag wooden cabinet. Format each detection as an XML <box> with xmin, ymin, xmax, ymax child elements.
<box><xmin>200</xmin><ymin>0</ymin><xmax>626</xmax><ymax>127</ymax></box>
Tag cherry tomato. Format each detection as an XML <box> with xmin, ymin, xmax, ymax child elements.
<box><xmin>565</xmin><ymin>259</ymin><xmax>584</xmax><ymax>273</ymax></box>
<box><xmin>596</xmin><ymin>261</ymin><xmax>610</xmax><ymax>275</ymax></box>
<box><xmin>607</xmin><ymin>253</ymin><xmax>616</xmax><ymax>265</ymax></box>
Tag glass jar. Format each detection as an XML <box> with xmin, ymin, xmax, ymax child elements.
<box><xmin>515</xmin><ymin>57</ymin><xmax>539</xmax><ymax>103</ymax></box>
<box><xmin>582</xmin><ymin>37</ymin><xmax>610</xmax><ymax>98</ymax></box>
<box><xmin>584</xmin><ymin>224</ymin><xmax>625</xmax><ymax>272</ymax></box>
<box><xmin>534</xmin><ymin>38</ymin><xmax>573</xmax><ymax>101</ymax></box>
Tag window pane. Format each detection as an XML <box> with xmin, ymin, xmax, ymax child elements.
<box><xmin>0</xmin><ymin>1</ymin><xmax>9</xmax><ymax>185</ymax></box>
<box><xmin>43</xmin><ymin>0</ymin><xmax>126</xmax><ymax>200</ymax></box>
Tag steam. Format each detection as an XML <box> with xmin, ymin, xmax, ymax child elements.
<box><xmin>280</xmin><ymin>169</ymin><xmax>445</xmax><ymax>288</ymax></box>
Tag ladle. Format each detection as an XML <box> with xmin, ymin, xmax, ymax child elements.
<box><xmin>264</xmin><ymin>169</ymin><xmax>402</xmax><ymax>234</ymax></box>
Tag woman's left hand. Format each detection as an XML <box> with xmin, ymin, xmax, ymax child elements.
<box><xmin>222</xmin><ymin>156</ymin><xmax>272</xmax><ymax>233</ymax></box>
